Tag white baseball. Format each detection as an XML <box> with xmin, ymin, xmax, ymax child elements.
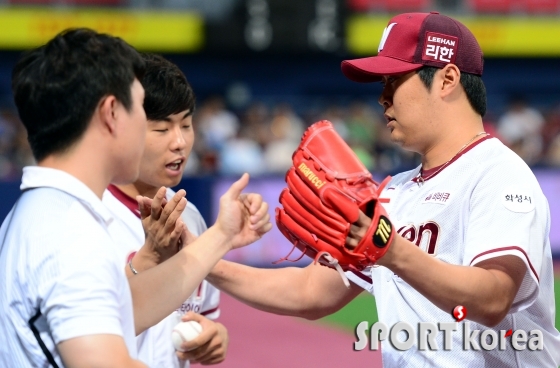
<box><xmin>171</xmin><ymin>321</ymin><xmax>203</xmax><ymax>352</ymax></box>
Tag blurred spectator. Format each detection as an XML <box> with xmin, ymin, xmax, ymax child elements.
<box><xmin>322</xmin><ymin>105</ymin><xmax>349</xmax><ymax>140</ymax></box>
<box><xmin>263</xmin><ymin>104</ymin><xmax>305</xmax><ymax>173</ymax></box>
<box><xmin>238</xmin><ymin>102</ymin><xmax>271</xmax><ymax>148</ymax></box>
<box><xmin>497</xmin><ymin>96</ymin><xmax>545</xmax><ymax>165</ymax></box>
<box><xmin>196</xmin><ymin>95</ymin><xmax>240</xmax><ymax>151</ymax></box>
<box><xmin>0</xmin><ymin>109</ymin><xmax>34</xmax><ymax>181</ymax></box>
<box><xmin>218</xmin><ymin>129</ymin><xmax>266</xmax><ymax>176</ymax></box>
<box><xmin>345</xmin><ymin>101</ymin><xmax>379</xmax><ymax>149</ymax></box>
<box><xmin>540</xmin><ymin>105</ymin><xmax>560</xmax><ymax>167</ymax></box>
<box><xmin>3</xmin><ymin>92</ymin><xmax>557</xmax><ymax>179</ymax></box>
<box><xmin>545</xmin><ymin>135</ymin><xmax>560</xmax><ymax>167</ymax></box>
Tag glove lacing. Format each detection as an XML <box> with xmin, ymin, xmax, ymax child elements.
<box><xmin>314</xmin><ymin>251</ymin><xmax>351</xmax><ymax>289</ymax></box>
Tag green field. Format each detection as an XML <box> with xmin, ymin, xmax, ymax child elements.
<box><xmin>319</xmin><ymin>278</ymin><xmax>560</xmax><ymax>332</ymax></box>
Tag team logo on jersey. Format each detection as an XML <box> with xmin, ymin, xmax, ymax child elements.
<box><xmin>502</xmin><ymin>187</ymin><xmax>535</xmax><ymax>213</ymax></box>
<box><xmin>398</xmin><ymin>222</ymin><xmax>440</xmax><ymax>255</ymax></box>
<box><xmin>422</xmin><ymin>191</ymin><xmax>451</xmax><ymax>205</ymax></box>
<box><xmin>373</xmin><ymin>215</ymin><xmax>392</xmax><ymax>248</ymax></box>
<box><xmin>176</xmin><ymin>284</ymin><xmax>205</xmax><ymax>314</ymax></box>
<box><xmin>378</xmin><ymin>23</ymin><xmax>397</xmax><ymax>52</ymax></box>
<box><xmin>176</xmin><ymin>301</ymin><xmax>203</xmax><ymax>314</ymax></box>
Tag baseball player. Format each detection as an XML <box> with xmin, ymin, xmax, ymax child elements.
<box><xmin>0</xmin><ymin>29</ymin><xmax>271</xmax><ymax>368</ymax></box>
<box><xmin>207</xmin><ymin>12</ymin><xmax>560</xmax><ymax>367</ymax></box>
<box><xmin>103</xmin><ymin>53</ymin><xmax>227</xmax><ymax>367</ymax></box>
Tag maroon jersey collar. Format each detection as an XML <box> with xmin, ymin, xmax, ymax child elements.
<box><xmin>107</xmin><ymin>184</ymin><xmax>141</xmax><ymax>218</ymax></box>
<box><xmin>412</xmin><ymin>134</ymin><xmax>492</xmax><ymax>183</ymax></box>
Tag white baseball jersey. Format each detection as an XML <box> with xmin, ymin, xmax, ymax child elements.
<box><xmin>103</xmin><ymin>185</ymin><xmax>220</xmax><ymax>368</ymax></box>
<box><xmin>0</xmin><ymin>167</ymin><xmax>137</xmax><ymax>367</ymax></box>
<box><xmin>347</xmin><ymin>136</ymin><xmax>560</xmax><ymax>367</ymax></box>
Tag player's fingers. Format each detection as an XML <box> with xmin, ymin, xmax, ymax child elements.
<box><xmin>250</xmin><ymin>212</ymin><xmax>270</xmax><ymax>231</ymax></box>
<box><xmin>200</xmin><ymin>356</ymin><xmax>226</xmax><ymax>365</ymax></box>
<box><xmin>349</xmin><ymin>217</ymin><xmax>369</xmax><ymax>242</ymax></box>
<box><xmin>239</xmin><ymin>193</ymin><xmax>250</xmax><ymax>208</ymax></box>
<box><xmin>151</xmin><ymin>187</ymin><xmax>167</xmax><ymax>220</ymax></box>
<box><xmin>180</xmin><ymin>311</ymin><xmax>198</xmax><ymax>322</ymax></box>
<box><xmin>345</xmin><ymin>236</ymin><xmax>359</xmax><ymax>250</ymax></box>
<box><xmin>136</xmin><ymin>196</ymin><xmax>150</xmax><ymax>219</ymax></box>
<box><xmin>168</xmin><ymin>220</ymin><xmax>185</xmax><ymax>248</ymax></box>
<box><xmin>165</xmin><ymin>197</ymin><xmax>187</xmax><ymax>233</ymax></box>
<box><xmin>245</xmin><ymin>193</ymin><xmax>263</xmax><ymax>214</ymax></box>
<box><xmin>355</xmin><ymin>210</ymin><xmax>372</xmax><ymax>228</ymax></box>
<box><xmin>250</xmin><ymin>201</ymin><xmax>269</xmax><ymax>225</ymax></box>
<box><xmin>181</xmin><ymin>335</ymin><xmax>212</xmax><ymax>355</ymax></box>
<box><xmin>256</xmin><ymin>221</ymin><xmax>273</xmax><ymax>237</ymax></box>
<box><xmin>179</xmin><ymin>313</ymin><xmax>218</xmax><ymax>352</ymax></box>
<box><xmin>191</xmin><ymin>345</ymin><xmax>224</xmax><ymax>365</ymax></box>
<box><xmin>185</xmin><ymin>337</ymin><xmax>222</xmax><ymax>363</ymax></box>
<box><xmin>160</xmin><ymin>189</ymin><xmax>186</xmax><ymax>223</ymax></box>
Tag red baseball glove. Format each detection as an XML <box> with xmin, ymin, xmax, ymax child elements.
<box><xmin>275</xmin><ymin>120</ymin><xmax>394</xmax><ymax>285</ymax></box>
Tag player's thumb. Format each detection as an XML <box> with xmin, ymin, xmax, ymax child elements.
<box><xmin>180</xmin><ymin>311</ymin><xmax>199</xmax><ymax>323</ymax></box>
<box><xmin>223</xmin><ymin>173</ymin><xmax>250</xmax><ymax>201</ymax></box>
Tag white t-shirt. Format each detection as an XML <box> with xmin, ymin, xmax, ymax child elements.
<box><xmin>347</xmin><ymin>137</ymin><xmax>560</xmax><ymax>367</ymax></box>
<box><xmin>0</xmin><ymin>167</ymin><xmax>137</xmax><ymax>367</ymax></box>
<box><xmin>103</xmin><ymin>185</ymin><xmax>220</xmax><ymax>368</ymax></box>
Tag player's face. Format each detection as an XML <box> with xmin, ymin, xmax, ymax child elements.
<box><xmin>112</xmin><ymin>79</ymin><xmax>147</xmax><ymax>184</ymax></box>
<box><xmin>136</xmin><ymin>110</ymin><xmax>194</xmax><ymax>189</ymax></box>
<box><xmin>378</xmin><ymin>71</ymin><xmax>436</xmax><ymax>153</ymax></box>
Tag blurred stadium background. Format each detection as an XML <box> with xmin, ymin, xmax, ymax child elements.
<box><xmin>0</xmin><ymin>0</ymin><xmax>559</xmax><ymax>366</ymax></box>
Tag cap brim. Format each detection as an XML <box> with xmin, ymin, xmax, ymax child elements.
<box><xmin>341</xmin><ymin>56</ymin><xmax>423</xmax><ymax>83</ymax></box>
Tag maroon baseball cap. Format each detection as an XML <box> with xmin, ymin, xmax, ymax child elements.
<box><xmin>341</xmin><ymin>12</ymin><xmax>484</xmax><ymax>83</ymax></box>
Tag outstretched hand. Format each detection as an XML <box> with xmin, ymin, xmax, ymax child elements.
<box><xmin>136</xmin><ymin>187</ymin><xmax>191</xmax><ymax>264</ymax></box>
<box><xmin>215</xmin><ymin>173</ymin><xmax>272</xmax><ymax>249</ymax></box>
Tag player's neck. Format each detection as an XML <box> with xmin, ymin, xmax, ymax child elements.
<box><xmin>116</xmin><ymin>181</ymin><xmax>160</xmax><ymax>200</ymax></box>
<box><xmin>421</xmin><ymin>128</ymin><xmax>486</xmax><ymax>171</ymax></box>
<box><xmin>420</xmin><ymin>101</ymin><xmax>485</xmax><ymax>170</ymax></box>
<box><xmin>38</xmin><ymin>145</ymin><xmax>111</xmax><ymax>199</ymax></box>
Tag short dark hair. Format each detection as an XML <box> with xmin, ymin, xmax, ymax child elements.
<box><xmin>11</xmin><ymin>28</ymin><xmax>145</xmax><ymax>162</ymax></box>
<box><xmin>140</xmin><ymin>53</ymin><xmax>195</xmax><ymax>121</ymax></box>
<box><xmin>417</xmin><ymin>66</ymin><xmax>487</xmax><ymax>117</ymax></box>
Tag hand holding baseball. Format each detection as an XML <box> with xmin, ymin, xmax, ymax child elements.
<box><xmin>173</xmin><ymin>312</ymin><xmax>229</xmax><ymax>364</ymax></box>
<box><xmin>172</xmin><ymin>320</ymin><xmax>203</xmax><ymax>352</ymax></box>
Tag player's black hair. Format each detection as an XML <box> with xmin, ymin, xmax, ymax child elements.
<box><xmin>11</xmin><ymin>28</ymin><xmax>145</xmax><ymax>162</ymax></box>
<box><xmin>140</xmin><ymin>53</ymin><xmax>195</xmax><ymax>121</ymax></box>
<box><xmin>417</xmin><ymin>66</ymin><xmax>487</xmax><ymax>117</ymax></box>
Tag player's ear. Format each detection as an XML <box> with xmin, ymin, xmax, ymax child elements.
<box><xmin>97</xmin><ymin>95</ymin><xmax>119</xmax><ymax>134</ymax></box>
<box><xmin>439</xmin><ymin>64</ymin><xmax>461</xmax><ymax>97</ymax></box>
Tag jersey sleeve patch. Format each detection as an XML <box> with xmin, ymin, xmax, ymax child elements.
<box><xmin>501</xmin><ymin>187</ymin><xmax>535</xmax><ymax>213</ymax></box>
